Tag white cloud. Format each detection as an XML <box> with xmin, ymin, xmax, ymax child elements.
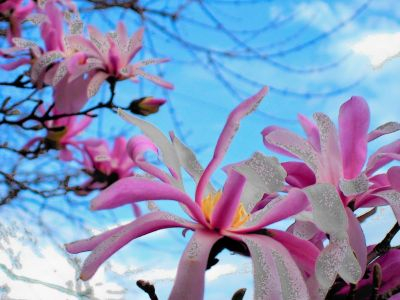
<box><xmin>352</xmin><ymin>32</ymin><xmax>400</xmax><ymax>68</ymax></box>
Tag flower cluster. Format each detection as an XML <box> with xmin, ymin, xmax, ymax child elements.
<box><xmin>0</xmin><ymin>0</ymin><xmax>172</xmax><ymax>113</ymax></box>
<box><xmin>66</xmin><ymin>87</ymin><xmax>400</xmax><ymax>299</ymax></box>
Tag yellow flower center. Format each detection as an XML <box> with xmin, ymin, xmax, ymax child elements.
<box><xmin>201</xmin><ymin>190</ymin><xmax>250</xmax><ymax>229</ymax></box>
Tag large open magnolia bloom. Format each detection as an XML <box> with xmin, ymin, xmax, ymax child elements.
<box><xmin>263</xmin><ymin>96</ymin><xmax>400</xmax><ymax>297</ymax></box>
<box><xmin>24</xmin><ymin>106</ymin><xmax>91</xmax><ymax>161</ymax></box>
<box><xmin>66</xmin><ymin>87</ymin><xmax>359</xmax><ymax>299</ymax></box>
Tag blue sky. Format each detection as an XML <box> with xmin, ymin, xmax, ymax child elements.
<box><xmin>1</xmin><ymin>0</ymin><xmax>400</xmax><ymax>299</ymax></box>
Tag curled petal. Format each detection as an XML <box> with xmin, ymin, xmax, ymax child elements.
<box><xmin>118</xmin><ymin>109</ymin><xmax>182</xmax><ymax>185</ymax></box>
<box><xmin>262</xmin><ymin>126</ymin><xmax>299</xmax><ymax>158</ymax></box>
<box><xmin>282</xmin><ymin>162</ymin><xmax>316</xmax><ymax>188</ymax></box>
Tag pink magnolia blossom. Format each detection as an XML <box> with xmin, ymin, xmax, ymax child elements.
<box><xmin>262</xmin><ymin>96</ymin><xmax>400</xmax><ymax>297</ymax></box>
<box><xmin>65</xmin><ymin>87</ymin><xmax>360</xmax><ymax>299</ymax></box>
<box><xmin>52</xmin><ymin>22</ymin><xmax>173</xmax><ymax>113</ymax></box>
<box><xmin>24</xmin><ymin>106</ymin><xmax>91</xmax><ymax>161</ymax></box>
<box><xmin>78</xmin><ymin>137</ymin><xmax>136</xmax><ymax>192</ymax></box>
<box><xmin>0</xmin><ymin>0</ymin><xmax>34</xmax><ymax>43</ymax></box>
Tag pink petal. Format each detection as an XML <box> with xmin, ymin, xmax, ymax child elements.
<box><xmin>64</xmin><ymin>116</ymin><xmax>92</xmax><ymax>139</ymax></box>
<box><xmin>90</xmin><ymin>177</ymin><xmax>206</xmax><ymax>225</ymax></box>
<box><xmin>366</xmin><ymin>140</ymin><xmax>400</xmax><ymax>176</ymax></box>
<box><xmin>239</xmin><ymin>234</ymin><xmax>309</xmax><ymax>299</ymax></box>
<box><xmin>264</xmin><ymin>128</ymin><xmax>321</xmax><ymax>177</ymax></box>
<box><xmin>339</xmin><ymin>96</ymin><xmax>370</xmax><ymax>179</ymax></box>
<box><xmin>54</xmin><ymin>74</ymin><xmax>90</xmax><ymax>114</ymax></box>
<box><xmin>269</xmin><ymin>229</ymin><xmax>320</xmax><ymax>275</ymax></box>
<box><xmin>262</xmin><ymin>126</ymin><xmax>298</xmax><ymax>158</ymax></box>
<box><xmin>282</xmin><ymin>161</ymin><xmax>316</xmax><ymax>188</ymax></box>
<box><xmin>30</xmin><ymin>51</ymin><xmax>63</xmax><ymax>82</ymax></box>
<box><xmin>368</xmin><ymin>121</ymin><xmax>400</xmax><ymax>142</ymax></box>
<box><xmin>126</xmin><ymin>27</ymin><xmax>144</xmax><ymax>63</ymax></box>
<box><xmin>133</xmin><ymin>69</ymin><xmax>174</xmax><ymax>89</ymax></box>
<box><xmin>345</xmin><ymin>207</ymin><xmax>367</xmax><ymax>276</ymax></box>
<box><xmin>236</xmin><ymin>188</ymin><xmax>309</xmax><ymax>233</ymax></box>
<box><xmin>76</xmin><ymin>211</ymin><xmax>196</xmax><ymax>280</ymax></box>
<box><xmin>298</xmin><ymin>113</ymin><xmax>321</xmax><ymax>151</ymax></box>
<box><xmin>59</xmin><ymin>148</ymin><xmax>73</xmax><ymax>161</ymax></box>
<box><xmin>313</xmin><ymin>112</ymin><xmax>342</xmax><ymax>184</ymax></box>
<box><xmin>195</xmin><ymin>87</ymin><xmax>268</xmax><ymax>204</ymax></box>
<box><xmin>127</xmin><ymin>135</ymin><xmax>173</xmax><ymax>184</ymax></box>
<box><xmin>169</xmin><ymin>230</ymin><xmax>221</xmax><ymax>300</ymax></box>
<box><xmin>388</xmin><ymin>166</ymin><xmax>400</xmax><ymax>192</ymax></box>
<box><xmin>372</xmin><ymin>190</ymin><xmax>400</xmax><ymax>224</ymax></box>
<box><xmin>210</xmin><ymin>170</ymin><xmax>246</xmax><ymax>229</ymax></box>
<box><xmin>87</xmin><ymin>71</ymin><xmax>108</xmax><ymax>98</ymax></box>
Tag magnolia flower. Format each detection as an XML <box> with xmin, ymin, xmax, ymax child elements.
<box><xmin>0</xmin><ymin>0</ymin><xmax>34</xmax><ymax>43</ymax></box>
<box><xmin>24</xmin><ymin>106</ymin><xmax>91</xmax><ymax>161</ymax></box>
<box><xmin>79</xmin><ymin>137</ymin><xmax>136</xmax><ymax>192</ymax></box>
<box><xmin>53</xmin><ymin>22</ymin><xmax>173</xmax><ymax>113</ymax></box>
<box><xmin>66</xmin><ymin>87</ymin><xmax>358</xmax><ymax>299</ymax></box>
<box><xmin>262</xmin><ymin>96</ymin><xmax>400</xmax><ymax>297</ymax></box>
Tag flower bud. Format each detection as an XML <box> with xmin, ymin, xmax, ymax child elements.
<box><xmin>128</xmin><ymin>96</ymin><xmax>166</xmax><ymax>116</ymax></box>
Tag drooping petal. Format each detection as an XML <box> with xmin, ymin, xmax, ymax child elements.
<box><xmin>90</xmin><ymin>177</ymin><xmax>206</xmax><ymax>225</ymax></box>
<box><xmin>195</xmin><ymin>87</ymin><xmax>268</xmax><ymax>204</ymax></box>
<box><xmin>0</xmin><ymin>57</ymin><xmax>31</xmax><ymax>70</ymax></box>
<box><xmin>313</xmin><ymin>112</ymin><xmax>342</xmax><ymax>184</ymax></box>
<box><xmin>282</xmin><ymin>161</ymin><xmax>316</xmax><ymax>188</ymax></box>
<box><xmin>210</xmin><ymin>170</ymin><xmax>246</xmax><ymax>230</ymax></box>
<box><xmin>169</xmin><ymin>230</ymin><xmax>221</xmax><ymax>300</ymax></box>
<box><xmin>339</xmin><ymin>96</ymin><xmax>370</xmax><ymax>179</ymax></box>
<box><xmin>75</xmin><ymin>211</ymin><xmax>196</xmax><ymax>280</ymax></box>
<box><xmin>368</xmin><ymin>121</ymin><xmax>400</xmax><ymax>142</ymax></box>
<box><xmin>298</xmin><ymin>113</ymin><xmax>321</xmax><ymax>151</ymax></box>
<box><xmin>240</xmin><ymin>234</ymin><xmax>310</xmax><ymax>300</ymax></box>
<box><xmin>269</xmin><ymin>229</ymin><xmax>320</xmax><ymax>275</ymax></box>
<box><xmin>388</xmin><ymin>166</ymin><xmax>400</xmax><ymax>192</ymax></box>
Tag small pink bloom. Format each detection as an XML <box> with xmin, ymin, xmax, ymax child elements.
<box><xmin>24</xmin><ymin>106</ymin><xmax>91</xmax><ymax>161</ymax></box>
<box><xmin>0</xmin><ymin>0</ymin><xmax>34</xmax><ymax>43</ymax></box>
<box><xmin>79</xmin><ymin>137</ymin><xmax>136</xmax><ymax>192</ymax></box>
